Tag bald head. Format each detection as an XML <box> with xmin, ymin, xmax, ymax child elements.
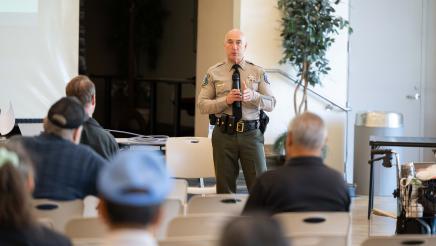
<box><xmin>287</xmin><ymin>112</ymin><xmax>327</xmax><ymax>154</ymax></box>
<box><xmin>224</xmin><ymin>29</ymin><xmax>247</xmax><ymax>64</ymax></box>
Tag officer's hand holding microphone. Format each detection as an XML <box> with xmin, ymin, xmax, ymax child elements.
<box><xmin>226</xmin><ymin>89</ymin><xmax>242</xmax><ymax>105</ymax></box>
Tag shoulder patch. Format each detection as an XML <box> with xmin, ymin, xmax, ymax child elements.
<box><xmin>246</xmin><ymin>60</ymin><xmax>254</xmax><ymax>65</ymax></box>
<box><xmin>263</xmin><ymin>72</ymin><xmax>270</xmax><ymax>84</ymax></box>
<box><xmin>202</xmin><ymin>74</ymin><xmax>209</xmax><ymax>87</ymax></box>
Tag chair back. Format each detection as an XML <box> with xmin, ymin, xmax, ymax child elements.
<box><xmin>83</xmin><ymin>195</ymin><xmax>100</xmax><ymax>218</ymax></box>
<box><xmin>65</xmin><ymin>217</ymin><xmax>108</xmax><ymax>239</ymax></box>
<box><xmin>166</xmin><ymin>214</ymin><xmax>235</xmax><ymax>238</ymax></box>
<box><xmin>73</xmin><ymin>238</ymin><xmax>104</xmax><ymax>246</ymax></box>
<box><xmin>362</xmin><ymin>236</ymin><xmax>436</xmax><ymax>246</ymax></box>
<box><xmin>37</xmin><ymin>217</ymin><xmax>54</xmax><ymax>229</ymax></box>
<box><xmin>159</xmin><ymin>236</ymin><xmax>217</xmax><ymax>246</ymax></box>
<box><xmin>187</xmin><ymin>194</ymin><xmax>248</xmax><ymax>215</ymax></box>
<box><xmin>168</xmin><ymin>179</ymin><xmax>188</xmax><ymax>205</ymax></box>
<box><xmin>156</xmin><ymin>199</ymin><xmax>185</xmax><ymax>240</ymax></box>
<box><xmin>273</xmin><ymin>212</ymin><xmax>351</xmax><ymax>246</ymax></box>
<box><xmin>165</xmin><ymin>137</ymin><xmax>215</xmax><ymax>178</ymax></box>
<box><xmin>32</xmin><ymin>198</ymin><xmax>84</xmax><ymax>232</ymax></box>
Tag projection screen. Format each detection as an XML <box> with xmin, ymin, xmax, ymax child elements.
<box><xmin>0</xmin><ymin>0</ymin><xmax>79</xmax><ymax>120</ymax></box>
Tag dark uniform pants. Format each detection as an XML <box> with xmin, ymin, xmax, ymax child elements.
<box><xmin>211</xmin><ymin>126</ymin><xmax>267</xmax><ymax>193</ymax></box>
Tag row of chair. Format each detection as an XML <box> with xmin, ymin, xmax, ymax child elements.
<box><xmin>67</xmin><ymin>211</ymin><xmax>351</xmax><ymax>246</ymax></box>
<box><xmin>33</xmin><ymin>195</ymin><xmax>436</xmax><ymax>245</ymax></box>
<box><xmin>31</xmin><ymin>193</ymin><xmax>248</xmax><ymax>235</ymax></box>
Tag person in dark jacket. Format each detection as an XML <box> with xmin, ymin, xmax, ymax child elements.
<box><xmin>66</xmin><ymin>75</ymin><xmax>119</xmax><ymax>160</ymax></box>
<box><xmin>243</xmin><ymin>112</ymin><xmax>350</xmax><ymax>215</ymax></box>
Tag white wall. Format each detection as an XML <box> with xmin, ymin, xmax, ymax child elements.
<box><xmin>422</xmin><ymin>0</ymin><xmax>436</xmax><ymax>160</ymax></box>
<box><xmin>195</xmin><ymin>0</ymin><xmax>350</xmax><ymax>173</ymax></box>
<box><xmin>239</xmin><ymin>0</ymin><xmax>350</xmax><ymax>173</ymax></box>
<box><xmin>195</xmin><ymin>0</ymin><xmax>236</xmax><ymax>137</ymax></box>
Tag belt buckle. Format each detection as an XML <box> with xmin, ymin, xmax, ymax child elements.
<box><xmin>236</xmin><ymin>121</ymin><xmax>244</xmax><ymax>133</ymax></box>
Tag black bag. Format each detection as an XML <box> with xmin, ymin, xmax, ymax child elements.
<box><xmin>209</xmin><ymin>114</ymin><xmax>217</xmax><ymax>125</ymax></box>
<box><xmin>259</xmin><ymin>110</ymin><xmax>269</xmax><ymax>134</ymax></box>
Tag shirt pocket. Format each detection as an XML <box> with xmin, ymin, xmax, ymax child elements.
<box><xmin>215</xmin><ymin>80</ymin><xmax>231</xmax><ymax>96</ymax></box>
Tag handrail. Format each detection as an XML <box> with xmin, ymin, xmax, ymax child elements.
<box><xmin>265</xmin><ymin>69</ymin><xmax>351</xmax><ymax>112</ymax></box>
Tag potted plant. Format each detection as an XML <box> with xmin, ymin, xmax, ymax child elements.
<box><xmin>273</xmin><ymin>0</ymin><xmax>352</xmax><ymax>157</ymax></box>
<box><xmin>277</xmin><ymin>0</ymin><xmax>352</xmax><ymax>114</ymax></box>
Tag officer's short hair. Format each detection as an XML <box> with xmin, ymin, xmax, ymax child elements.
<box><xmin>288</xmin><ymin>112</ymin><xmax>327</xmax><ymax>150</ymax></box>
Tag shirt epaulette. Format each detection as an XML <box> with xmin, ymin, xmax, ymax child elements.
<box><xmin>245</xmin><ymin>60</ymin><xmax>261</xmax><ymax>68</ymax></box>
<box><xmin>211</xmin><ymin>62</ymin><xmax>225</xmax><ymax>70</ymax></box>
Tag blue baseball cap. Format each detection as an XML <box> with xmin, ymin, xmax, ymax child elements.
<box><xmin>97</xmin><ymin>150</ymin><xmax>172</xmax><ymax>206</ymax></box>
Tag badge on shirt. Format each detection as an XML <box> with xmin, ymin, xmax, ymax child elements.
<box><xmin>263</xmin><ymin>72</ymin><xmax>270</xmax><ymax>84</ymax></box>
<box><xmin>202</xmin><ymin>74</ymin><xmax>209</xmax><ymax>87</ymax></box>
<box><xmin>247</xmin><ymin>75</ymin><xmax>256</xmax><ymax>88</ymax></box>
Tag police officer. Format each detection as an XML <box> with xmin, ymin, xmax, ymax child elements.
<box><xmin>198</xmin><ymin>29</ymin><xmax>276</xmax><ymax>194</ymax></box>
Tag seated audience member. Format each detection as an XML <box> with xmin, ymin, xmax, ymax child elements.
<box><xmin>0</xmin><ymin>143</ymin><xmax>71</xmax><ymax>246</ymax></box>
<box><xmin>18</xmin><ymin>97</ymin><xmax>107</xmax><ymax>200</ymax></box>
<box><xmin>243</xmin><ymin>112</ymin><xmax>350</xmax><ymax>214</ymax></box>
<box><xmin>219</xmin><ymin>214</ymin><xmax>289</xmax><ymax>246</ymax></box>
<box><xmin>98</xmin><ymin>150</ymin><xmax>172</xmax><ymax>245</ymax></box>
<box><xmin>66</xmin><ymin>75</ymin><xmax>119</xmax><ymax>160</ymax></box>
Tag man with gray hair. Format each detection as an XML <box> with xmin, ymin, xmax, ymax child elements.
<box><xmin>243</xmin><ymin>112</ymin><xmax>350</xmax><ymax>214</ymax></box>
<box><xmin>66</xmin><ymin>75</ymin><xmax>119</xmax><ymax>160</ymax></box>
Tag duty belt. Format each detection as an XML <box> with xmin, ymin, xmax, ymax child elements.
<box><xmin>216</xmin><ymin>115</ymin><xmax>259</xmax><ymax>133</ymax></box>
<box><xmin>234</xmin><ymin>120</ymin><xmax>259</xmax><ymax>133</ymax></box>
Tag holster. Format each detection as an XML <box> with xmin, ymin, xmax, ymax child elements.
<box><xmin>259</xmin><ymin>110</ymin><xmax>269</xmax><ymax>134</ymax></box>
<box><xmin>209</xmin><ymin>114</ymin><xmax>217</xmax><ymax>125</ymax></box>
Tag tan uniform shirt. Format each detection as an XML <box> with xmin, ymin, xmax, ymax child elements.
<box><xmin>198</xmin><ymin>59</ymin><xmax>276</xmax><ymax>121</ymax></box>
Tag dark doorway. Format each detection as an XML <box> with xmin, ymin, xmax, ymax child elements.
<box><xmin>80</xmin><ymin>0</ymin><xmax>197</xmax><ymax>137</ymax></box>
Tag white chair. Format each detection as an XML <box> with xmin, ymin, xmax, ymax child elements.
<box><xmin>159</xmin><ymin>236</ymin><xmax>218</xmax><ymax>246</ymax></box>
<box><xmin>73</xmin><ymin>238</ymin><xmax>104</xmax><ymax>246</ymax></box>
<box><xmin>65</xmin><ymin>217</ymin><xmax>108</xmax><ymax>239</ymax></box>
<box><xmin>37</xmin><ymin>217</ymin><xmax>54</xmax><ymax>229</ymax></box>
<box><xmin>165</xmin><ymin>137</ymin><xmax>216</xmax><ymax>194</ymax></box>
<box><xmin>32</xmin><ymin>199</ymin><xmax>84</xmax><ymax>232</ymax></box>
<box><xmin>83</xmin><ymin>195</ymin><xmax>100</xmax><ymax>218</ymax></box>
<box><xmin>168</xmin><ymin>179</ymin><xmax>188</xmax><ymax>205</ymax></box>
<box><xmin>187</xmin><ymin>194</ymin><xmax>248</xmax><ymax>215</ymax></box>
<box><xmin>156</xmin><ymin>199</ymin><xmax>185</xmax><ymax>240</ymax></box>
<box><xmin>273</xmin><ymin>212</ymin><xmax>351</xmax><ymax>246</ymax></box>
<box><xmin>362</xmin><ymin>236</ymin><xmax>436</xmax><ymax>246</ymax></box>
<box><xmin>165</xmin><ymin>214</ymin><xmax>236</xmax><ymax>238</ymax></box>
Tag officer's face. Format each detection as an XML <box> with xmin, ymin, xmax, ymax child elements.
<box><xmin>224</xmin><ymin>30</ymin><xmax>247</xmax><ymax>64</ymax></box>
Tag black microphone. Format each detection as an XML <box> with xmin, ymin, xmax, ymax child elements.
<box><xmin>232</xmin><ymin>71</ymin><xmax>241</xmax><ymax>109</ymax></box>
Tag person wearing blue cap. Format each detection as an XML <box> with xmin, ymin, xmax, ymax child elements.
<box><xmin>98</xmin><ymin>150</ymin><xmax>172</xmax><ymax>246</ymax></box>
